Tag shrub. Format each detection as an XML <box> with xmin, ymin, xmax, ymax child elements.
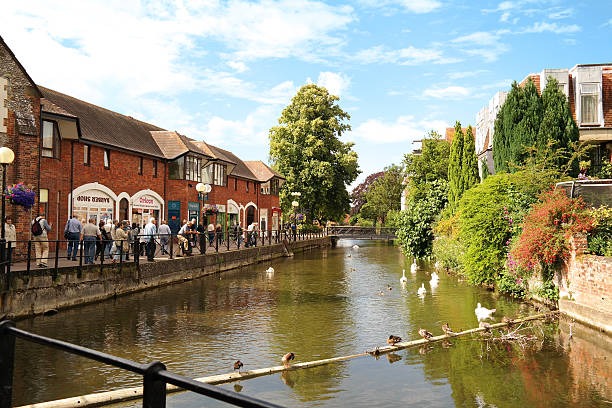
<box><xmin>537</xmin><ymin>278</ymin><xmax>560</xmax><ymax>301</ymax></box>
<box><xmin>496</xmin><ymin>268</ymin><xmax>526</xmax><ymax>298</ymax></box>
<box><xmin>587</xmin><ymin>206</ymin><xmax>612</xmax><ymax>256</ymax></box>
<box><xmin>511</xmin><ymin>189</ymin><xmax>594</xmax><ymax>271</ymax></box>
<box><xmin>432</xmin><ymin>236</ymin><xmax>465</xmax><ymax>272</ymax></box>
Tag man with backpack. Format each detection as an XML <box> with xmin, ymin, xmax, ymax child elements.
<box><xmin>31</xmin><ymin>213</ymin><xmax>52</xmax><ymax>268</ymax></box>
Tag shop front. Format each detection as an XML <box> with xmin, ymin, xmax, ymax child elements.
<box><xmin>227</xmin><ymin>201</ymin><xmax>239</xmax><ymax>227</ymax></box>
<box><xmin>272</xmin><ymin>208</ymin><xmax>281</xmax><ymax>231</ymax></box>
<box><xmin>131</xmin><ymin>191</ymin><xmax>164</xmax><ymax>227</ymax></box>
<box><xmin>71</xmin><ymin>183</ymin><xmax>116</xmax><ymax>224</ymax></box>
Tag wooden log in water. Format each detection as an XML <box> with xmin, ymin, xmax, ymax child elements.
<box><xmin>16</xmin><ymin>312</ymin><xmax>555</xmax><ymax>408</ymax></box>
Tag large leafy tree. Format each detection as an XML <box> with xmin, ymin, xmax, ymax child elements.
<box><xmin>448</xmin><ymin>121</ymin><xmax>464</xmax><ymax>212</ymax></box>
<box><xmin>461</xmin><ymin>126</ymin><xmax>479</xmax><ymax>190</ymax></box>
<box><xmin>269</xmin><ymin>84</ymin><xmax>360</xmax><ymax>222</ymax></box>
<box><xmin>350</xmin><ymin>171</ymin><xmax>384</xmax><ymax>215</ymax></box>
<box><xmin>403</xmin><ymin>130</ymin><xmax>450</xmax><ymax>182</ymax></box>
<box><xmin>359</xmin><ymin>164</ymin><xmax>404</xmax><ymax>225</ymax></box>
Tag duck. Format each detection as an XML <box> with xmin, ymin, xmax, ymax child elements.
<box><xmin>378</xmin><ymin>290</ymin><xmax>385</xmax><ymax>296</ymax></box>
<box><xmin>233</xmin><ymin>360</ymin><xmax>244</xmax><ymax>372</ymax></box>
<box><xmin>367</xmin><ymin>346</ymin><xmax>381</xmax><ymax>357</ymax></box>
<box><xmin>479</xmin><ymin>321</ymin><xmax>492</xmax><ymax>333</ymax></box>
<box><xmin>400</xmin><ymin>269</ymin><xmax>408</xmax><ymax>283</ymax></box>
<box><xmin>387</xmin><ymin>284</ymin><xmax>392</xmax><ymax>291</ymax></box>
<box><xmin>352</xmin><ymin>244</ymin><xmax>360</xmax><ymax>249</ymax></box>
<box><xmin>410</xmin><ymin>259</ymin><xmax>418</xmax><ymax>274</ymax></box>
<box><xmin>418</xmin><ymin>328</ymin><xmax>433</xmax><ymax>340</ymax></box>
<box><xmin>266</xmin><ymin>267</ymin><xmax>274</xmax><ymax>273</ymax></box>
<box><xmin>441</xmin><ymin>323</ymin><xmax>455</xmax><ymax>336</ymax></box>
<box><xmin>282</xmin><ymin>352</ymin><xmax>295</xmax><ymax>366</ymax></box>
<box><xmin>387</xmin><ymin>335</ymin><xmax>402</xmax><ymax>345</ymax></box>
<box><xmin>347</xmin><ymin>254</ymin><xmax>352</xmax><ymax>258</ymax></box>
<box><xmin>475</xmin><ymin>303</ymin><xmax>496</xmax><ymax>321</ymax></box>
<box><xmin>417</xmin><ymin>283</ymin><xmax>427</xmax><ymax>296</ymax></box>
<box><xmin>501</xmin><ymin>316</ymin><xmax>513</xmax><ymax>325</ymax></box>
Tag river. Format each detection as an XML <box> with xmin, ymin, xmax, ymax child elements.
<box><xmin>11</xmin><ymin>240</ymin><xmax>612</xmax><ymax>407</ymax></box>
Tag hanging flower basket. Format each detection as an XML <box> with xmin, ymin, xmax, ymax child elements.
<box><xmin>203</xmin><ymin>206</ymin><xmax>219</xmax><ymax>215</ymax></box>
<box><xmin>6</xmin><ymin>183</ymin><xmax>36</xmax><ymax>211</ymax></box>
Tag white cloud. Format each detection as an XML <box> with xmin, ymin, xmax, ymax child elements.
<box><xmin>423</xmin><ymin>86</ymin><xmax>472</xmax><ymax>99</ymax></box>
<box><xmin>351</xmin><ymin>116</ymin><xmax>447</xmax><ymax>143</ymax></box>
<box><xmin>451</xmin><ymin>31</ymin><xmax>509</xmax><ymax>62</ymax></box>
<box><xmin>548</xmin><ymin>8</ymin><xmax>573</xmax><ymax>19</ymax></box>
<box><xmin>447</xmin><ymin>70</ymin><xmax>489</xmax><ymax>79</ymax></box>
<box><xmin>200</xmin><ymin>105</ymin><xmax>280</xmax><ymax>146</ymax></box>
<box><xmin>316</xmin><ymin>72</ymin><xmax>351</xmax><ymax>97</ymax></box>
<box><xmin>227</xmin><ymin>61</ymin><xmax>249</xmax><ymax>73</ymax></box>
<box><xmin>452</xmin><ymin>31</ymin><xmax>503</xmax><ymax>46</ymax></box>
<box><xmin>352</xmin><ymin>45</ymin><xmax>460</xmax><ymax>65</ymax></box>
<box><xmin>359</xmin><ymin>0</ymin><xmax>441</xmax><ymax>13</ymax></box>
<box><xmin>522</xmin><ymin>22</ymin><xmax>581</xmax><ymax>34</ymax></box>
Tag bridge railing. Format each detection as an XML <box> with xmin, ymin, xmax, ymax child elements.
<box><xmin>0</xmin><ymin>320</ymin><xmax>283</xmax><ymax>408</ymax></box>
<box><xmin>326</xmin><ymin>226</ymin><xmax>397</xmax><ymax>236</ymax></box>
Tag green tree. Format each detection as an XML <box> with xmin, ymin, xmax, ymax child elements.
<box><xmin>461</xmin><ymin>125</ymin><xmax>479</xmax><ymax>190</ymax></box>
<box><xmin>360</xmin><ymin>164</ymin><xmax>404</xmax><ymax>225</ymax></box>
<box><xmin>403</xmin><ymin>130</ymin><xmax>450</xmax><ymax>182</ymax></box>
<box><xmin>269</xmin><ymin>84</ymin><xmax>360</xmax><ymax>222</ymax></box>
<box><xmin>448</xmin><ymin>121</ymin><xmax>464</xmax><ymax>212</ymax></box>
<box><xmin>480</xmin><ymin>158</ymin><xmax>490</xmax><ymax>180</ymax></box>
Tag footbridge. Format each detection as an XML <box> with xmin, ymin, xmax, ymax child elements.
<box><xmin>327</xmin><ymin>226</ymin><xmax>397</xmax><ymax>244</ymax></box>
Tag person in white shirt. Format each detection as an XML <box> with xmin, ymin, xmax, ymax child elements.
<box><xmin>158</xmin><ymin>220</ymin><xmax>172</xmax><ymax>255</ymax></box>
<box><xmin>142</xmin><ymin>218</ymin><xmax>157</xmax><ymax>261</ymax></box>
<box><xmin>177</xmin><ymin>221</ymin><xmax>191</xmax><ymax>256</ymax></box>
<box><xmin>4</xmin><ymin>216</ymin><xmax>16</xmax><ymax>264</ymax></box>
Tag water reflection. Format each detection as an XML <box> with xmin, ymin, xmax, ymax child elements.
<box><xmin>11</xmin><ymin>240</ymin><xmax>612</xmax><ymax>407</ymax></box>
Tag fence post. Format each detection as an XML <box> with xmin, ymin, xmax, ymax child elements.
<box><xmin>135</xmin><ymin>241</ymin><xmax>140</xmax><ymax>268</ymax></box>
<box><xmin>142</xmin><ymin>361</ymin><xmax>167</xmax><ymax>408</ymax></box>
<box><xmin>227</xmin><ymin>231</ymin><xmax>230</xmax><ymax>252</ymax></box>
<box><xmin>78</xmin><ymin>240</ymin><xmax>84</xmax><ymax>278</ymax></box>
<box><xmin>53</xmin><ymin>240</ymin><xmax>59</xmax><ymax>280</ymax></box>
<box><xmin>169</xmin><ymin>235</ymin><xmax>174</xmax><ymax>259</ymax></box>
<box><xmin>0</xmin><ymin>320</ymin><xmax>16</xmax><ymax>408</ymax></box>
<box><xmin>119</xmin><ymin>241</ymin><xmax>123</xmax><ymax>271</ymax></box>
<box><xmin>215</xmin><ymin>231</ymin><xmax>219</xmax><ymax>253</ymax></box>
<box><xmin>26</xmin><ymin>240</ymin><xmax>32</xmax><ymax>274</ymax></box>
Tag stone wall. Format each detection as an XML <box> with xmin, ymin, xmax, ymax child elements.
<box><xmin>556</xmin><ymin>235</ymin><xmax>612</xmax><ymax>334</ymax></box>
<box><xmin>0</xmin><ymin>237</ymin><xmax>330</xmax><ymax>319</ymax></box>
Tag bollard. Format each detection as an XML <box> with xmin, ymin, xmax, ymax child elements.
<box><xmin>143</xmin><ymin>361</ymin><xmax>167</xmax><ymax>408</ymax></box>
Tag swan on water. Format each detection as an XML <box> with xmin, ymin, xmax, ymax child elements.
<box><xmin>352</xmin><ymin>244</ymin><xmax>360</xmax><ymax>249</ymax></box>
<box><xmin>475</xmin><ymin>303</ymin><xmax>496</xmax><ymax>321</ymax></box>
<box><xmin>417</xmin><ymin>283</ymin><xmax>426</xmax><ymax>296</ymax></box>
<box><xmin>434</xmin><ymin>261</ymin><xmax>442</xmax><ymax>270</ymax></box>
<box><xmin>410</xmin><ymin>260</ymin><xmax>418</xmax><ymax>274</ymax></box>
<box><xmin>400</xmin><ymin>269</ymin><xmax>408</xmax><ymax>283</ymax></box>
<box><xmin>430</xmin><ymin>271</ymin><xmax>439</xmax><ymax>281</ymax></box>
<box><xmin>266</xmin><ymin>267</ymin><xmax>275</xmax><ymax>273</ymax></box>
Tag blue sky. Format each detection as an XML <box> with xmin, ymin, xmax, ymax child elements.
<box><xmin>3</xmin><ymin>0</ymin><xmax>611</xmax><ymax>188</ymax></box>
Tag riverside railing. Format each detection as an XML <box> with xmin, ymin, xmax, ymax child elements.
<box><xmin>0</xmin><ymin>228</ymin><xmax>328</xmax><ymax>287</ymax></box>
<box><xmin>0</xmin><ymin>320</ymin><xmax>284</xmax><ymax>408</ymax></box>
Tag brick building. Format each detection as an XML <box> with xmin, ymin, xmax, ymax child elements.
<box><xmin>0</xmin><ymin>36</ymin><xmax>283</xmax><ymax>242</ymax></box>
<box><xmin>476</xmin><ymin>64</ymin><xmax>612</xmax><ymax>177</ymax></box>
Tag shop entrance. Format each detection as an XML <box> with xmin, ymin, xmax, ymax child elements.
<box><xmin>246</xmin><ymin>206</ymin><xmax>255</xmax><ymax>227</ymax></box>
<box><xmin>72</xmin><ymin>189</ymin><xmax>115</xmax><ymax>225</ymax></box>
<box><xmin>119</xmin><ymin>198</ymin><xmax>129</xmax><ymax>222</ymax></box>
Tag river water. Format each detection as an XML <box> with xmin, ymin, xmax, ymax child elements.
<box><xmin>12</xmin><ymin>240</ymin><xmax>612</xmax><ymax>407</ymax></box>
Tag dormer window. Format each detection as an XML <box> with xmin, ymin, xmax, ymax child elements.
<box><xmin>580</xmin><ymin>83</ymin><xmax>599</xmax><ymax>125</ymax></box>
<box><xmin>42</xmin><ymin>120</ymin><xmax>61</xmax><ymax>159</ymax></box>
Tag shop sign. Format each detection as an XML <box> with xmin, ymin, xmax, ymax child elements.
<box><xmin>133</xmin><ymin>194</ymin><xmax>161</xmax><ymax>210</ymax></box>
<box><xmin>216</xmin><ymin>204</ymin><xmax>226</xmax><ymax>213</ymax></box>
<box><xmin>188</xmin><ymin>202</ymin><xmax>200</xmax><ymax>211</ymax></box>
<box><xmin>73</xmin><ymin>189</ymin><xmax>113</xmax><ymax>208</ymax></box>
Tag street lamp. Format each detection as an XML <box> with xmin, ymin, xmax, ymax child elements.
<box><xmin>0</xmin><ymin>146</ymin><xmax>15</xmax><ymax>272</ymax></box>
<box><xmin>196</xmin><ymin>182</ymin><xmax>211</xmax><ymax>220</ymax></box>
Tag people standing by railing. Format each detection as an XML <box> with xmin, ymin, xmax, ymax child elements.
<box><xmin>114</xmin><ymin>221</ymin><xmax>129</xmax><ymax>262</ymax></box>
<box><xmin>94</xmin><ymin>220</ymin><xmax>106</xmax><ymax>261</ymax></box>
<box><xmin>207</xmin><ymin>221</ymin><xmax>215</xmax><ymax>246</ymax></box>
<box><xmin>103</xmin><ymin>220</ymin><xmax>113</xmax><ymax>258</ymax></box>
<box><xmin>81</xmin><ymin>218</ymin><xmax>100</xmax><ymax>265</ymax></box>
<box><xmin>31</xmin><ymin>213</ymin><xmax>52</xmax><ymax>268</ymax></box>
<box><xmin>63</xmin><ymin>215</ymin><xmax>82</xmax><ymax>261</ymax></box>
<box><xmin>177</xmin><ymin>220</ymin><xmax>192</xmax><ymax>256</ymax></box>
<box><xmin>4</xmin><ymin>216</ymin><xmax>16</xmax><ymax>265</ymax></box>
<box><xmin>142</xmin><ymin>218</ymin><xmax>157</xmax><ymax>262</ymax></box>
<box><xmin>158</xmin><ymin>219</ymin><xmax>171</xmax><ymax>255</ymax></box>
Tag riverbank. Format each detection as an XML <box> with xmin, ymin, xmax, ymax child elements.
<box><xmin>0</xmin><ymin>237</ymin><xmax>331</xmax><ymax>319</ymax></box>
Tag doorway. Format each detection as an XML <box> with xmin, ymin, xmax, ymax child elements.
<box><xmin>246</xmin><ymin>206</ymin><xmax>255</xmax><ymax>227</ymax></box>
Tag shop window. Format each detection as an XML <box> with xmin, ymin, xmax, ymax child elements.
<box><xmin>153</xmin><ymin>160</ymin><xmax>158</xmax><ymax>177</ymax></box>
<box><xmin>83</xmin><ymin>145</ymin><xmax>90</xmax><ymax>166</ymax></box>
<box><xmin>39</xmin><ymin>188</ymin><xmax>49</xmax><ymax>218</ymax></box>
<box><xmin>580</xmin><ymin>83</ymin><xmax>599</xmax><ymax>125</ymax></box>
<box><xmin>234</xmin><ymin>177</ymin><xmax>237</xmax><ymax>191</ymax></box>
<box><xmin>138</xmin><ymin>157</ymin><xmax>143</xmax><ymax>175</ymax></box>
<box><xmin>246</xmin><ymin>181</ymin><xmax>250</xmax><ymax>193</ymax></box>
<box><xmin>270</xmin><ymin>178</ymin><xmax>279</xmax><ymax>196</ymax></box>
<box><xmin>168</xmin><ymin>156</ymin><xmax>185</xmax><ymax>180</ymax></box>
<box><xmin>42</xmin><ymin>120</ymin><xmax>61</xmax><ymax>159</ymax></box>
<box><xmin>202</xmin><ymin>164</ymin><xmax>213</xmax><ymax>184</ymax></box>
<box><xmin>104</xmin><ymin>149</ymin><xmax>110</xmax><ymax>169</ymax></box>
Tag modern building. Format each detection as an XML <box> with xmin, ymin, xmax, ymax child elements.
<box><xmin>475</xmin><ymin>64</ymin><xmax>612</xmax><ymax>177</ymax></box>
<box><xmin>0</xmin><ymin>35</ymin><xmax>283</xmax><ymax>244</ymax></box>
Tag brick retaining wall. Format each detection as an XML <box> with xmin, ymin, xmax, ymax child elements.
<box><xmin>0</xmin><ymin>237</ymin><xmax>330</xmax><ymax>319</ymax></box>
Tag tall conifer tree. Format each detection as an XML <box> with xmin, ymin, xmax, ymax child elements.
<box><xmin>448</xmin><ymin>121</ymin><xmax>464</xmax><ymax>212</ymax></box>
<box><xmin>461</xmin><ymin>126</ymin><xmax>479</xmax><ymax>190</ymax></box>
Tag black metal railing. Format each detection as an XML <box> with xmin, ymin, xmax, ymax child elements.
<box><xmin>0</xmin><ymin>320</ymin><xmax>283</xmax><ymax>408</ymax></box>
<box><xmin>326</xmin><ymin>226</ymin><xmax>397</xmax><ymax>237</ymax></box>
<box><xmin>0</xmin><ymin>228</ymin><xmax>328</xmax><ymax>287</ymax></box>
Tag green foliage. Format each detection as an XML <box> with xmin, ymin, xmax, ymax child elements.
<box><xmin>537</xmin><ymin>279</ymin><xmax>560</xmax><ymax>301</ymax></box>
<box><xmin>384</xmin><ymin>209</ymin><xmax>402</xmax><ymax>228</ymax></box>
<box><xmin>432</xmin><ymin>235</ymin><xmax>465</xmax><ymax>272</ymax></box>
<box><xmin>269</xmin><ymin>84</ymin><xmax>360</xmax><ymax>222</ymax></box>
<box><xmin>396</xmin><ymin>180</ymin><xmax>448</xmax><ymax>258</ymax></box>
<box><xmin>480</xmin><ymin>158</ymin><xmax>490</xmax><ymax>181</ymax></box>
<box><xmin>448</xmin><ymin>121</ymin><xmax>464</xmax><ymax>212</ymax></box>
<box><xmin>496</xmin><ymin>269</ymin><xmax>526</xmax><ymax>299</ymax></box>
<box><xmin>594</xmin><ymin>162</ymin><xmax>612</xmax><ymax>179</ymax></box>
<box><xmin>461</xmin><ymin>126</ymin><xmax>479</xmax><ymax>190</ymax></box>
<box><xmin>588</xmin><ymin>206</ymin><xmax>612</xmax><ymax>256</ymax></box>
<box><xmin>360</xmin><ymin>164</ymin><xmax>404</xmax><ymax>225</ymax></box>
<box><xmin>403</xmin><ymin>130</ymin><xmax>450</xmax><ymax>182</ymax></box>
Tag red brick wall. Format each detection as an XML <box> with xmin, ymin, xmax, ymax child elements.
<box><xmin>558</xmin><ymin>235</ymin><xmax>612</xmax><ymax>314</ymax></box>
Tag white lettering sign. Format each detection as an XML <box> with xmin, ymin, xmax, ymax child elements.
<box><xmin>133</xmin><ymin>194</ymin><xmax>161</xmax><ymax>210</ymax></box>
<box><xmin>73</xmin><ymin>189</ymin><xmax>114</xmax><ymax>208</ymax></box>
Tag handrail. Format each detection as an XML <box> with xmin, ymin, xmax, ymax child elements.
<box><xmin>0</xmin><ymin>321</ymin><xmax>283</xmax><ymax>408</ymax></box>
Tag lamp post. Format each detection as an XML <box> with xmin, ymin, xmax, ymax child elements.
<box><xmin>290</xmin><ymin>191</ymin><xmax>301</xmax><ymax>226</ymax></box>
<box><xmin>0</xmin><ymin>147</ymin><xmax>15</xmax><ymax>273</ymax></box>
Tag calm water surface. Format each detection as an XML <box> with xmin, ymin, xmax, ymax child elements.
<box><xmin>12</xmin><ymin>240</ymin><xmax>612</xmax><ymax>407</ymax></box>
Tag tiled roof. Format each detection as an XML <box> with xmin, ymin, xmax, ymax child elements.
<box><xmin>445</xmin><ymin>127</ymin><xmax>472</xmax><ymax>143</ymax></box>
<box><xmin>244</xmin><ymin>161</ymin><xmax>285</xmax><ymax>181</ymax></box>
<box><xmin>150</xmin><ymin>131</ymin><xmax>188</xmax><ymax>159</ymax></box>
<box><xmin>478</xmin><ymin>130</ymin><xmax>490</xmax><ymax>155</ymax></box>
<box><xmin>39</xmin><ymin>86</ymin><xmax>165</xmax><ymax>157</ymax></box>
<box><xmin>41</xmin><ymin>98</ymin><xmax>77</xmax><ymax>118</ymax></box>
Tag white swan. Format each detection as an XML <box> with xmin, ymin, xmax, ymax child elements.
<box><xmin>410</xmin><ymin>260</ymin><xmax>418</xmax><ymax>274</ymax></box>
<box><xmin>266</xmin><ymin>267</ymin><xmax>274</xmax><ymax>273</ymax></box>
<box><xmin>429</xmin><ymin>276</ymin><xmax>438</xmax><ymax>288</ymax></box>
<box><xmin>417</xmin><ymin>283</ymin><xmax>426</xmax><ymax>296</ymax></box>
<box><xmin>352</xmin><ymin>244</ymin><xmax>360</xmax><ymax>249</ymax></box>
<box><xmin>430</xmin><ymin>271</ymin><xmax>439</xmax><ymax>281</ymax></box>
<box><xmin>400</xmin><ymin>269</ymin><xmax>407</xmax><ymax>283</ymax></box>
<box><xmin>475</xmin><ymin>303</ymin><xmax>496</xmax><ymax>321</ymax></box>
<box><xmin>434</xmin><ymin>261</ymin><xmax>441</xmax><ymax>270</ymax></box>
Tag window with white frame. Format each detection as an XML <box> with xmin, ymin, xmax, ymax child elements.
<box><xmin>581</xmin><ymin>83</ymin><xmax>599</xmax><ymax>124</ymax></box>
<box><xmin>42</xmin><ymin>120</ymin><xmax>61</xmax><ymax>159</ymax></box>
<box><xmin>185</xmin><ymin>155</ymin><xmax>202</xmax><ymax>182</ymax></box>
<box><xmin>212</xmin><ymin>163</ymin><xmax>227</xmax><ymax>186</ymax></box>
<box><xmin>202</xmin><ymin>164</ymin><xmax>213</xmax><ymax>184</ymax></box>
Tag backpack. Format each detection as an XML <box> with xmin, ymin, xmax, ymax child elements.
<box><xmin>31</xmin><ymin>217</ymin><xmax>43</xmax><ymax>236</ymax></box>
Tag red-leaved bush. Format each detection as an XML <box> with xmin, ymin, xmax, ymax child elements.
<box><xmin>510</xmin><ymin>189</ymin><xmax>594</xmax><ymax>270</ymax></box>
